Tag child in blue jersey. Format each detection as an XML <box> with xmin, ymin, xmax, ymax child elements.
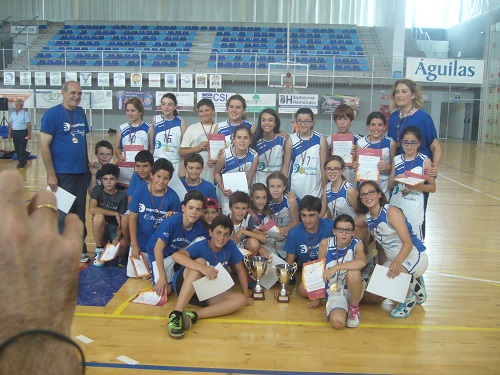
<box><xmin>250</xmin><ymin>108</ymin><xmax>290</xmax><ymax>185</ymax></box>
<box><xmin>355</xmin><ymin>112</ymin><xmax>396</xmax><ymax>199</ymax></box>
<box><xmin>128</xmin><ymin>158</ymin><xmax>181</xmax><ymax>265</ymax></box>
<box><xmin>127</xmin><ymin>150</ymin><xmax>154</xmax><ymax>202</ymax></box>
<box><xmin>150</xmin><ymin>93</ymin><xmax>187</xmax><ymax>173</ymax></box>
<box><xmin>181</xmin><ymin>153</ymin><xmax>217</xmax><ymax>202</ymax></box>
<box><xmin>114</xmin><ymin>98</ymin><xmax>151</xmax><ymax>187</ymax></box>
<box><xmin>284</xmin><ymin>108</ymin><xmax>327</xmax><ymax>200</ymax></box>
<box><xmin>89</xmin><ymin>164</ymin><xmax>128</xmax><ymax>267</ymax></box>
<box><xmin>216</xmin><ymin>94</ymin><xmax>253</xmax><ymax>147</ymax></box>
<box><xmin>315</xmin><ymin>215</ymin><xmax>366</xmax><ymax>329</ymax></box>
<box><xmin>88</xmin><ymin>140</ymin><xmax>114</xmax><ymax>195</ymax></box>
<box><xmin>167</xmin><ymin>215</ymin><xmax>254</xmax><ymax>339</ymax></box>
<box><xmin>266</xmin><ymin>172</ymin><xmax>300</xmax><ymax>259</ymax></box>
<box><xmin>284</xmin><ymin>196</ymin><xmax>335</xmax><ymax>305</ymax></box>
<box><xmin>355</xmin><ymin>181</ymin><xmax>428</xmax><ymax>318</ymax></box>
<box><xmin>329</xmin><ymin>104</ymin><xmax>361</xmax><ymax>186</ymax></box>
<box><xmin>214</xmin><ymin>125</ymin><xmax>258</xmax><ymax>215</ymax></box>
<box><xmin>149</xmin><ymin>190</ymin><xmax>206</xmax><ymax>297</ymax></box>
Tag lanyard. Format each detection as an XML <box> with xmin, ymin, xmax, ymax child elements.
<box><xmin>298</xmin><ymin>132</ymin><xmax>312</xmax><ymax>166</ymax></box>
<box><xmin>329</xmin><ymin>180</ymin><xmax>345</xmax><ymax>218</ymax></box>
<box><xmin>262</xmin><ymin>135</ymin><xmax>277</xmax><ymax>168</ymax></box>
<box><xmin>162</xmin><ymin>116</ymin><xmax>173</xmax><ymax>144</ymax></box>
<box><xmin>63</xmin><ymin>107</ymin><xmax>78</xmax><ymax>141</ymax></box>
<box><xmin>232</xmin><ymin>146</ymin><xmax>249</xmax><ymax>172</ymax></box>
<box><xmin>368</xmin><ymin>135</ymin><xmax>383</xmax><ymax>149</ymax></box>
<box><xmin>149</xmin><ymin>184</ymin><xmax>166</xmax><ymax>227</ymax></box>
<box><xmin>304</xmin><ymin>226</ymin><xmax>319</xmax><ymax>256</ymax></box>
<box><xmin>128</xmin><ymin>122</ymin><xmax>140</xmax><ymax>145</ymax></box>
<box><xmin>209</xmin><ymin>241</ymin><xmax>227</xmax><ymax>266</ymax></box>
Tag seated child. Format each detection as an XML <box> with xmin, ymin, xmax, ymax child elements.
<box><xmin>201</xmin><ymin>197</ymin><xmax>220</xmax><ymax>230</ymax></box>
<box><xmin>89</xmin><ymin>163</ymin><xmax>128</xmax><ymax>266</ymax></box>
<box><xmin>317</xmin><ymin>214</ymin><xmax>366</xmax><ymax>329</ymax></box>
<box><xmin>88</xmin><ymin>140</ymin><xmax>114</xmax><ymax>195</ymax></box>
<box><xmin>181</xmin><ymin>152</ymin><xmax>217</xmax><ymax>202</ymax></box>
<box><xmin>148</xmin><ymin>191</ymin><xmax>207</xmax><ymax>296</ymax></box>
<box><xmin>167</xmin><ymin>215</ymin><xmax>254</xmax><ymax>339</ymax></box>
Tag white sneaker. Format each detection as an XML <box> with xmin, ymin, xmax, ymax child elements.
<box><xmin>80</xmin><ymin>253</ymin><xmax>90</xmax><ymax>263</ymax></box>
<box><xmin>390</xmin><ymin>293</ymin><xmax>417</xmax><ymax>318</ymax></box>
<box><xmin>346</xmin><ymin>305</ymin><xmax>360</xmax><ymax>328</ymax></box>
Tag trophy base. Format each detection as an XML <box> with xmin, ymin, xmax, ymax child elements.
<box><xmin>252</xmin><ymin>291</ymin><xmax>265</xmax><ymax>300</ymax></box>
<box><xmin>277</xmin><ymin>294</ymin><xmax>290</xmax><ymax>303</ymax></box>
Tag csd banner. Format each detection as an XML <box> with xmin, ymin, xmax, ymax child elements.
<box><xmin>406</xmin><ymin>57</ymin><xmax>484</xmax><ymax>84</ymax></box>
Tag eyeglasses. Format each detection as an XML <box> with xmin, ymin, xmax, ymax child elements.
<box><xmin>295</xmin><ymin>120</ymin><xmax>313</xmax><ymax>125</ymax></box>
<box><xmin>401</xmin><ymin>141</ymin><xmax>419</xmax><ymax>147</ymax></box>
<box><xmin>334</xmin><ymin>228</ymin><xmax>354</xmax><ymax>234</ymax></box>
<box><xmin>359</xmin><ymin>189</ymin><xmax>377</xmax><ymax>199</ymax></box>
<box><xmin>325</xmin><ymin>167</ymin><xmax>342</xmax><ymax>173</ymax></box>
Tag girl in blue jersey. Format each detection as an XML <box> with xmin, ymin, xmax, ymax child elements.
<box><xmin>389</xmin><ymin>126</ymin><xmax>436</xmax><ymax>240</ymax></box>
<box><xmin>355</xmin><ymin>181</ymin><xmax>428</xmax><ymax>318</ymax></box>
<box><xmin>284</xmin><ymin>107</ymin><xmax>327</xmax><ymax>199</ymax></box>
<box><xmin>355</xmin><ymin>112</ymin><xmax>396</xmax><ymax>199</ymax></box>
<box><xmin>217</xmin><ymin>94</ymin><xmax>253</xmax><ymax>147</ymax></box>
<box><xmin>214</xmin><ymin>125</ymin><xmax>258</xmax><ymax>215</ymax></box>
<box><xmin>150</xmin><ymin>93</ymin><xmax>187</xmax><ymax>173</ymax></box>
<box><xmin>316</xmin><ymin>214</ymin><xmax>366</xmax><ymax>329</ymax></box>
<box><xmin>114</xmin><ymin>98</ymin><xmax>151</xmax><ymax>187</ymax></box>
<box><xmin>265</xmin><ymin>172</ymin><xmax>299</xmax><ymax>259</ymax></box>
<box><xmin>250</xmin><ymin>108</ymin><xmax>290</xmax><ymax>185</ymax></box>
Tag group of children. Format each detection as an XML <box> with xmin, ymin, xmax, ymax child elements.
<box><xmin>87</xmin><ymin>94</ymin><xmax>435</xmax><ymax>338</ymax></box>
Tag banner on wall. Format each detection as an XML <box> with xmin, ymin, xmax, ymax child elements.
<box><xmin>35</xmin><ymin>72</ymin><xmax>47</xmax><ymax>86</ymax></box>
<box><xmin>241</xmin><ymin>94</ymin><xmax>276</xmax><ymax>113</ymax></box>
<box><xmin>278</xmin><ymin>94</ymin><xmax>318</xmax><ymax>114</ymax></box>
<box><xmin>196</xmin><ymin>92</ymin><xmax>236</xmax><ymax>112</ymax></box>
<box><xmin>115</xmin><ymin>91</ymin><xmax>154</xmax><ymax>111</ymax></box>
<box><xmin>20</xmin><ymin>72</ymin><xmax>32</xmax><ymax>86</ymax></box>
<box><xmin>3</xmin><ymin>72</ymin><xmax>15</xmax><ymax>86</ymax></box>
<box><xmin>320</xmin><ymin>95</ymin><xmax>360</xmax><ymax>115</ymax></box>
<box><xmin>406</xmin><ymin>57</ymin><xmax>484</xmax><ymax>84</ymax></box>
<box><xmin>87</xmin><ymin>90</ymin><xmax>113</xmax><ymax>110</ymax></box>
<box><xmin>0</xmin><ymin>90</ymin><xmax>34</xmax><ymax>108</ymax></box>
<box><xmin>11</xmin><ymin>26</ymin><xmax>37</xmax><ymax>35</ymax></box>
<box><xmin>97</xmin><ymin>73</ymin><xmax>110</xmax><ymax>87</ymax></box>
<box><xmin>50</xmin><ymin>72</ymin><xmax>61</xmax><ymax>86</ymax></box>
<box><xmin>155</xmin><ymin>92</ymin><xmax>194</xmax><ymax>112</ymax></box>
<box><xmin>149</xmin><ymin>73</ymin><xmax>161</xmax><ymax>88</ymax></box>
<box><xmin>34</xmin><ymin>90</ymin><xmax>112</xmax><ymax>109</ymax></box>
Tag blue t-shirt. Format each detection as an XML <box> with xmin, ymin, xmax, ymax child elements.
<box><xmin>129</xmin><ymin>183</ymin><xmax>181</xmax><ymax>251</ymax></box>
<box><xmin>181</xmin><ymin>177</ymin><xmax>218</xmax><ymax>202</ymax></box>
<box><xmin>146</xmin><ymin>213</ymin><xmax>205</xmax><ymax>259</ymax></box>
<box><xmin>128</xmin><ymin>172</ymin><xmax>148</xmax><ymax>198</ymax></box>
<box><xmin>41</xmin><ymin>104</ymin><xmax>90</xmax><ymax>174</ymax></box>
<box><xmin>284</xmin><ymin>218</ymin><xmax>335</xmax><ymax>263</ymax></box>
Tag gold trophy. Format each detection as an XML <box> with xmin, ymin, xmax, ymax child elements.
<box><xmin>244</xmin><ymin>255</ymin><xmax>269</xmax><ymax>300</ymax></box>
<box><xmin>275</xmin><ymin>263</ymin><xmax>298</xmax><ymax>303</ymax></box>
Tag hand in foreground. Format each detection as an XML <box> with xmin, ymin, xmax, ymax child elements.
<box><xmin>0</xmin><ymin>171</ymin><xmax>83</xmax><ymax>341</ymax></box>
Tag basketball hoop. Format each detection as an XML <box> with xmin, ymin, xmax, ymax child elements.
<box><xmin>283</xmin><ymin>82</ymin><xmax>293</xmax><ymax>94</ymax></box>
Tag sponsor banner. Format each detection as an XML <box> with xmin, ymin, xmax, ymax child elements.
<box><xmin>196</xmin><ymin>92</ymin><xmax>236</xmax><ymax>112</ymax></box>
<box><xmin>49</xmin><ymin>72</ymin><xmax>61</xmax><ymax>86</ymax></box>
<box><xmin>11</xmin><ymin>25</ymin><xmax>37</xmax><ymax>35</ymax></box>
<box><xmin>320</xmin><ymin>95</ymin><xmax>360</xmax><ymax>115</ymax></box>
<box><xmin>149</xmin><ymin>73</ymin><xmax>161</xmax><ymax>88</ymax></box>
<box><xmin>195</xmin><ymin>74</ymin><xmax>208</xmax><ymax>89</ymax></box>
<box><xmin>278</xmin><ymin>94</ymin><xmax>318</xmax><ymax>114</ymax></box>
<box><xmin>406</xmin><ymin>57</ymin><xmax>484</xmax><ymax>84</ymax></box>
<box><xmin>65</xmin><ymin>72</ymin><xmax>77</xmax><ymax>82</ymax></box>
<box><xmin>79</xmin><ymin>72</ymin><xmax>92</xmax><ymax>87</ymax></box>
<box><xmin>20</xmin><ymin>72</ymin><xmax>32</xmax><ymax>86</ymax></box>
<box><xmin>113</xmin><ymin>73</ymin><xmax>126</xmax><ymax>87</ymax></box>
<box><xmin>155</xmin><ymin>92</ymin><xmax>194</xmax><ymax>112</ymax></box>
<box><xmin>210</xmin><ymin>74</ymin><xmax>222</xmax><ymax>89</ymax></box>
<box><xmin>35</xmin><ymin>72</ymin><xmax>46</xmax><ymax>86</ymax></box>
<box><xmin>180</xmin><ymin>74</ymin><xmax>193</xmax><ymax>88</ymax></box>
<box><xmin>115</xmin><ymin>91</ymin><xmax>154</xmax><ymax>111</ymax></box>
<box><xmin>3</xmin><ymin>72</ymin><xmax>15</xmax><ymax>85</ymax></box>
<box><xmin>131</xmin><ymin>73</ymin><xmax>142</xmax><ymax>88</ymax></box>
<box><xmin>97</xmin><ymin>73</ymin><xmax>109</xmax><ymax>87</ymax></box>
<box><xmin>87</xmin><ymin>90</ymin><xmax>113</xmax><ymax>110</ymax></box>
<box><xmin>0</xmin><ymin>89</ymin><xmax>34</xmax><ymax>108</ymax></box>
<box><xmin>165</xmin><ymin>73</ymin><xmax>177</xmax><ymax>88</ymax></box>
<box><xmin>241</xmin><ymin>94</ymin><xmax>276</xmax><ymax>113</ymax></box>
<box><xmin>34</xmin><ymin>89</ymin><xmax>112</xmax><ymax>109</ymax></box>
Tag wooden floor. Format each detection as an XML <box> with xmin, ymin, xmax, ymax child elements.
<box><xmin>3</xmin><ymin>133</ymin><xmax>500</xmax><ymax>375</ymax></box>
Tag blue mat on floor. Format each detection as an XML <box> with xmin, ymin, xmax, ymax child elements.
<box><xmin>77</xmin><ymin>261</ymin><xmax>128</xmax><ymax>307</ymax></box>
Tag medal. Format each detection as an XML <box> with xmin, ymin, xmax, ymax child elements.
<box><xmin>402</xmin><ymin>188</ymin><xmax>409</xmax><ymax>196</ymax></box>
<box><xmin>164</xmin><ymin>146</ymin><xmax>170</xmax><ymax>152</ymax></box>
<box><xmin>72</xmin><ymin>137</ymin><xmax>79</xmax><ymax>144</ymax></box>
<box><xmin>330</xmin><ymin>283</ymin><xmax>339</xmax><ymax>292</ymax></box>
<box><xmin>299</xmin><ymin>167</ymin><xmax>305</xmax><ymax>174</ymax></box>
<box><xmin>154</xmin><ymin>220</ymin><xmax>159</xmax><ymax>229</ymax></box>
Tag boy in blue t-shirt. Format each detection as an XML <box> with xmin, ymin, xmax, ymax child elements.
<box><xmin>166</xmin><ymin>215</ymin><xmax>254</xmax><ymax>339</ymax></box>
<box><xmin>181</xmin><ymin>153</ymin><xmax>217</xmax><ymax>202</ymax></box>
<box><xmin>147</xmin><ymin>190</ymin><xmax>207</xmax><ymax>296</ymax></box>
<box><xmin>89</xmin><ymin>163</ymin><xmax>128</xmax><ymax>267</ymax></box>
<box><xmin>284</xmin><ymin>195</ymin><xmax>335</xmax><ymax>304</ymax></box>
<box><xmin>88</xmin><ymin>140</ymin><xmax>114</xmax><ymax>196</ymax></box>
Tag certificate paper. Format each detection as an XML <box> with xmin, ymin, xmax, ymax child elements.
<box><xmin>258</xmin><ymin>253</ymin><xmax>286</xmax><ymax>290</ymax></box>
<box><xmin>129</xmin><ymin>254</ymin><xmax>151</xmax><ymax>278</ymax></box>
<box><xmin>130</xmin><ymin>290</ymin><xmax>167</xmax><ymax>306</ymax></box>
<box><xmin>257</xmin><ymin>219</ymin><xmax>282</xmax><ymax>239</ymax></box>
<box><xmin>331</xmin><ymin>134</ymin><xmax>354</xmax><ymax>165</ymax></box>
<box><xmin>124</xmin><ymin>144</ymin><xmax>145</xmax><ymax>163</ymax></box>
<box><xmin>208</xmin><ymin>134</ymin><xmax>226</xmax><ymax>160</ymax></box>
<box><xmin>302</xmin><ymin>259</ymin><xmax>326</xmax><ymax>300</ymax></box>
<box><xmin>356</xmin><ymin>148</ymin><xmax>382</xmax><ymax>182</ymax></box>
<box><xmin>46</xmin><ymin>186</ymin><xmax>76</xmax><ymax>214</ymax></box>
<box><xmin>222</xmin><ymin>171</ymin><xmax>248</xmax><ymax>194</ymax></box>
<box><xmin>366</xmin><ymin>264</ymin><xmax>411</xmax><ymax>303</ymax></box>
<box><xmin>193</xmin><ymin>263</ymin><xmax>235</xmax><ymax>301</ymax></box>
<box><xmin>99</xmin><ymin>243</ymin><xmax>119</xmax><ymax>262</ymax></box>
<box><xmin>394</xmin><ymin>171</ymin><xmax>429</xmax><ymax>186</ymax></box>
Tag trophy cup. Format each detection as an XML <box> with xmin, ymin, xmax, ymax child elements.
<box><xmin>244</xmin><ymin>255</ymin><xmax>269</xmax><ymax>300</ymax></box>
<box><xmin>275</xmin><ymin>263</ymin><xmax>298</xmax><ymax>303</ymax></box>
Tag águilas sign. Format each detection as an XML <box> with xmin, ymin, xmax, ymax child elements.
<box><xmin>406</xmin><ymin>57</ymin><xmax>484</xmax><ymax>84</ymax></box>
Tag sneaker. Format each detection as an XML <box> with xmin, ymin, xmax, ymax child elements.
<box><xmin>93</xmin><ymin>249</ymin><xmax>104</xmax><ymax>267</ymax></box>
<box><xmin>346</xmin><ymin>305</ymin><xmax>360</xmax><ymax>328</ymax></box>
<box><xmin>390</xmin><ymin>293</ymin><xmax>417</xmax><ymax>318</ymax></box>
<box><xmin>412</xmin><ymin>276</ymin><xmax>427</xmax><ymax>305</ymax></box>
<box><xmin>182</xmin><ymin>311</ymin><xmax>198</xmax><ymax>331</ymax></box>
<box><xmin>167</xmin><ymin>311</ymin><xmax>184</xmax><ymax>339</ymax></box>
<box><xmin>80</xmin><ymin>253</ymin><xmax>90</xmax><ymax>263</ymax></box>
<box><xmin>117</xmin><ymin>256</ymin><xmax>128</xmax><ymax>268</ymax></box>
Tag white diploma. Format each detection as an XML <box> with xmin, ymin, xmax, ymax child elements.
<box><xmin>130</xmin><ymin>290</ymin><xmax>167</xmax><ymax>306</ymax></box>
<box><xmin>302</xmin><ymin>259</ymin><xmax>326</xmax><ymax>293</ymax></box>
<box><xmin>331</xmin><ymin>134</ymin><xmax>354</xmax><ymax>164</ymax></box>
<box><xmin>47</xmin><ymin>185</ymin><xmax>76</xmax><ymax>214</ymax></box>
<box><xmin>366</xmin><ymin>264</ymin><xmax>412</xmax><ymax>303</ymax></box>
<box><xmin>99</xmin><ymin>243</ymin><xmax>119</xmax><ymax>262</ymax></box>
<box><xmin>129</xmin><ymin>253</ymin><xmax>150</xmax><ymax>278</ymax></box>
<box><xmin>258</xmin><ymin>220</ymin><xmax>282</xmax><ymax>240</ymax></box>
<box><xmin>222</xmin><ymin>171</ymin><xmax>248</xmax><ymax>194</ymax></box>
<box><xmin>193</xmin><ymin>263</ymin><xmax>235</xmax><ymax>301</ymax></box>
<box><xmin>356</xmin><ymin>148</ymin><xmax>382</xmax><ymax>182</ymax></box>
<box><xmin>258</xmin><ymin>253</ymin><xmax>286</xmax><ymax>290</ymax></box>
<box><xmin>208</xmin><ymin>134</ymin><xmax>226</xmax><ymax>160</ymax></box>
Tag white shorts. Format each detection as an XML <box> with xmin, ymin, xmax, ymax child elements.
<box><xmin>151</xmin><ymin>256</ymin><xmax>176</xmax><ymax>285</ymax></box>
<box><xmin>325</xmin><ymin>280</ymin><xmax>367</xmax><ymax>319</ymax></box>
<box><xmin>411</xmin><ymin>224</ymin><xmax>423</xmax><ymax>241</ymax></box>
<box><xmin>384</xmin><ymin>250</ymin><xmax>428</xmax><ymax>277</ymax></box>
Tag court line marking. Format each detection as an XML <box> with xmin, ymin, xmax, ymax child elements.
<box><xmin>427</xmin><ymin>270</ymin><xmax>500</xmax><ymax>284</ymax></box>
<box><xmin>439</xmin><ymin>173</ymin><xmax>500</xmax><ymax>201</ymax></box>
<box><xmin>441</xmin><ymin>162</ymin><xmax>500</xmax><ymax>185</ymax></box>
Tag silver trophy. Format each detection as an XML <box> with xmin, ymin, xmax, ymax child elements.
<box><xmin>275</xmin><ymin>262</ymin><xmax>298</xmax><ymax>303</ymax></box>
<box><xmin>244</xmin><ymin>255</ymin><xmax>269</xmax><ymax>300</ymax></box>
